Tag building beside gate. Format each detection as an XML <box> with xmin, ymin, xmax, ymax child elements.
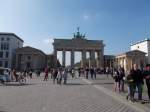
<box><xmin>0</xmin><ymin>33</ymin><xmax>23</xmax><ymax>68</ymax></box>
<box><xmin>15</xmin><ymin>46</ymin><xmax>46</xmax><ymax>71</ymax></box>
<box><xmin>130</xmin><ymin>38</ymin><xmax>150</xmax><ymax>64</ymax></box>
<box><xmin>116</xmin><ymin>50</ymin><xmax>146</xmax><ymax>72</ymax></box>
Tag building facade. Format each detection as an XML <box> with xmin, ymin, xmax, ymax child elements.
<box><xmin>116</xmin><ymin>50</ymin><xmax>146</xmax><ymax>72</ymax></box>
<box><xmin>104</xmin><ymin>55</ymin><xmax>115</xmax><ymax>68</ymax></box>
<box><xmin>16</xmin><ymin>46</ymin><xmax>46</xmax><ymax>71</ymax></box>
<box><xmin>130</xmin><ymin>38</ymin><xmax>150</xmax><ymax>64</ymax></box>
<box><xmin>0</xmin><ymin>33</ymin><xmax>23</xmax><ymax>68</ymax></box>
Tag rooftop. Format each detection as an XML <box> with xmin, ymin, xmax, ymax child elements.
<box><xmin>0</xmin><ymin>32</ymin><xmax>24</xmax><ymax>42</ymax></box>
<box><xmin>130</xmin><ymin>38</ymin><xmax>150</xmax><ymax>46</ymax></box>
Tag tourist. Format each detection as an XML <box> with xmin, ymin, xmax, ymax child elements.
<box><xmin>132</xmin><ymin>64</ymin><xmax>144</xmax><ymax>100</ymax></box>
<box><xmin>71</xmin><ymin>68</ymin><xmax>75</xmax><ymax>78</ymax></box>
<box><xmin>53</xmin><ymin>69</ymin><xmax>58</xmax><ymax>84</ymax></box>
<box><xmin>106</xmin><ymin>67</ymin><xmax>109</xmax><ymax>78</ymax></box>
<box><xmin>29</xmin><ymin>70</ymin><xmax>32</xmax><ymax>79</ymax></box>
<box><xmin>90</xmin><ymin>67</ymin><xmax>94</xmax><ymax>79</ymax></box>
<box><xmin>57</xmin><ymin>68</ymin><xmax>63</xmax><ymax>84</ymax></box>
<box><xmin>126</xmin><ymin>70</ymin><xmax>135</xmax><ymax>102</ymax></box>
<box><xmin>63</xmin><ymin>69</ymin><xmax>68</xmax><ymax>84</ymax></box>
<box><xmin>43</xmin><ymin>67</ymin><xmax>49</xmax><ymax>81</ymax></box>
<box><xmin>78</xmin><ymin>68</ymin><xmax>81</xmax><ymax>77</ymax></box>
<box><xmin>12</xmin><ymin>69</ymin><xmax>18</xmax><ymax>82</ymax></box>
<box><xmin>113</xmin><ymin>69</ymin><xmax>120</xmax><ymax>92</ymax></box>
<box><xmin>93</xmin><ymin>68</ymin><xmax>97</xmax><ymax>79</ymax></box>
<box><xmin>118</xmin><ymin>67</ymin><xmax>125</xmax><ymax>92</ymax></box>
<box><xmin>143</xmin><ymin>65</ymin><xmax>150</xmax><ymax>99</ymax></box>
<box><xmin>23</xmin><ymin>70</ymin><xmax>27</xmax><ymax>83</ymax></box>
<box><xmin>85</xmin><ymin>67</ymin><xmax>89</xmax><ymax>79</ymax></box>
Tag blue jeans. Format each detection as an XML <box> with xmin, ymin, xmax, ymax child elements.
<box><xmin>134</xmin><ymin>83</ymin><xmax>143</xmax><ymax>100</ymax></box>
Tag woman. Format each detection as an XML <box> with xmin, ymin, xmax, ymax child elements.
<box><xmin>113</xmin><ymin>69</ymin><xmax>120</xmax><ymax>92</ymax></box>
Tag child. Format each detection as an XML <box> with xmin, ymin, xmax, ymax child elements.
<box><xmin>126</xmin><ymin>70</ymin><xmax>135</xmax><ymax>102</ymax></box>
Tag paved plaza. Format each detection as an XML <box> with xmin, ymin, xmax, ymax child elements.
<box><xmin>0</xmin><ymin>74</ymin><xmax>149</xmax><ymax>112</ymax></box>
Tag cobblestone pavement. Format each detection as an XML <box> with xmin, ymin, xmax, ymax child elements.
<box><xmin>0</xmin><ymin>75</ymin><xmax>148</xmax><ymax>112</ymax></box>
<box><xmin>86</xmin><ymin>74</ymin><xmax>150</xmax><ymax>110</ymax></box>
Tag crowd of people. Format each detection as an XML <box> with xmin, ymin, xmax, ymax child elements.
<box><xmin>2</xmin><ymin>64</ymin><xmax>149</xmax><ymax>102</ymax></box>
<box><xmin>112</xmin><ymin>64</ymin><xmax>150</xmax><ymax>102</ymax></box>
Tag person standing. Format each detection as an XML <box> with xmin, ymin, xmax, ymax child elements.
<box><xmin>63</xmin><ymin>69</ymin><xmax>68</xmax><ymax>84</ymax></box>
<box><xmin>118</xmin><ymin>67</ymin><xmax>125</xmax><ymax>92</ymax></box>
<box><xmin>126</xmin><ymin>70</ymin><xmax>135</xmax><ymax>102</ymax></box>
<box><xmin>113</xmin><ymin>69</ymin><xmax>121</xmax><ymax>92</ymax></box>
<box><xmin>143</xmin><ymin>66</ymin><xmax>150</xmax><ymax>99</ymax></box>
<box><xmin>53</xmin><ymin>69</ymin><xmax>58</xmax><ymax>84</ymax></box>
<box><xmin>85</xmin><ymin>67</ymin><xmax>89</xmax><ymax>79</ymax></box>
<box><xmin>57</xmin><ymin>68</ymin><xmax>63</xmax><ymax>85</ymax></box>
<box><xmin>90</xmin><ymin>67</ymin><xmax>94</xmax><ymax>79</ymax></box>
<box><xmin>43</xmin><ymin>67</ymin><xmax>49</xmax><ymax>81</ymax></box>
<box><xmin>132</xmin><ymin>64</ymin><xmax>144</xmax><ymax>100</ymax></box>
<box><xmin>93</xmin><ymin>68</ymin><xmax>97</xmax><ymax>79</ymax></box>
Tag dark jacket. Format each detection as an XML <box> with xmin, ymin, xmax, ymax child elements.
<box><xmin>132</xmin><ymin>69</ymin><xmax>144</xmax><ymax>84</ymax></box>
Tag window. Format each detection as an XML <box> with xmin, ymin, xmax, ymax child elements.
<box><xmin>7</xmin><ymin>38</ymin><xmax>10</xmax><ymax>41</ymax></box>
<box><xmin>1</xmin><ymin>37</ymin><xmax>4</xmax><ymax>41</ymax></box>
<box><xmin>6</xmin><ymin>43</ymin><xmax>9</xmax><ymax>50</ymax></box>
<box><xmin>0</xmin><ymin>51</ymin><xmax>3</xmax><ymax>58</ymax></box>
<box><xmin>5</xmin><ymin>52</ymin><xmax>9</xmax><ymax>58</ymax></box>
<box><xmin>28</xmin><ymin>56</ymin><xmax>31</xmax><ymax>60</ymax></box>
<box><xmin>1</xmin><ymin>43</ymin><xmax>9</xmax><ymax>50</ymax></box>
<box><xmin>0</xmin><ymin>61</ymin><xmax>2</xmax><ymax>67</ymax></box>
<box><xmin>4</xmin><ymin>61</ymin><xmax>8</xmax><ymax>68</ymax></box>
<box><xmin>1</xmin><ymin>44</ymin><xmax>4</xmax><ymax>50</ymax></box>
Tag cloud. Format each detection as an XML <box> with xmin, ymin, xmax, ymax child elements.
<box><xmin>82</xmin><ymin>12</ymin><xmax>100</xmax><ymax>21</ymax></box>
<box><xmin>82</xmin><ymin>14</ymin><xmax>90</xmax><ymax>20</ymax></box>
<box><xmin>43</xmin><ymin>38</ymin><xmax>54</xmax><ymax>44</ymax></box>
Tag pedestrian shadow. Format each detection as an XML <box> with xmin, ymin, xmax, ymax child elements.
<box><xmin>0</xmin><ymin>83</ymin><xmax>36</xmax><ymax>87</ymax></box>
<box><xmin>140</xmin><ymin>99</ymin><xmax>150</xmax><ymax>104</ymax></box>
<box><xmin>65</xmin><ymin>83</ymin><xmax>88</xmax><ymax>86</ymax></box>
<box><xmin>91</xmin><ymin>82</ymin><xmax>114</xmax><ymax>85</ymax></box>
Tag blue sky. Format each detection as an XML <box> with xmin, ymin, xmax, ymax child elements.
<box><xmin>0</xmin><ymin>0</ymin><xmax>150</xmax><ymax>64</ymax></box>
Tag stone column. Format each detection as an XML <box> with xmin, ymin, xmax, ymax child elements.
<box><xmin>62</xmin><ymin>50</ymin><xmax>66</xmax><ymax>67</ymax></box>
<box><xmin>90</xmin><ymin>50</ymin><xmax>95</xmax><ymax>67</ymax></box>
<box><xmin>97</xmin><ymin>51</ymin><xmax>101</xmax><ymax>68</ymax></box>
<box><xmin>54</xmin><ymin>49</ymin><xmax>57</xmax><ymax>68</ymax></box>
<box><xmin>71</xmin><ymin>50</ymin><xmax>75</xmax><ymax>68</ymax></box>
<box><xmin>81</xmin><ymin>50</ymin><xmax>86</xmax><ymax>68</ymax></box>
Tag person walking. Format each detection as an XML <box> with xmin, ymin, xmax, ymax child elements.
<box><xmin>90</xmin><ymin>67</ymin><xmax>94</xmax><ymax>79</ymax></box>
<box><xmin>43</xmin><ymin>67</ymin><xmax>49</xmax><ymax>81</ymax></box>
<box><xmin>143</xmin><ymin>66</ymin><xmax>150</xmax><ymax>99</ymax></box>
<box><xmin>126</xmin><ymin>70</ymin><xmax>135</xmax><ymax>102</ymax></box>
<box><xmin>63</xmin><ymin>69</ymin><xmax>68</xmax><ymax>84</ymax></box>
<box><xmin>132</xmin><ymin>64</ymin><xmax>144</xmax><ymax>101</ymax></box>
<box><xmin>118</xmin><ymin>67</ymin><xmax>125</xmax><ymax>92</ymax></box>
<box><xmin>113</xmin><ymin>69</ymin><xmax>121</xmax><ymax>92</ymax></box>
<box><xmin>57</xmin><ymin>68</ymin><xmax>63</xmax><ymax>85</ymax></box>
<box><xmin>53</xmin><ymin>69</ymin><xmax>58</xmax><ymax>84</ymax></box>
<box><xmin>85</xmin><ymin>67</ymin><xmax>89</xmax><ymax>79</ymax></box>
<box><xmin>93</xmin><ymin>68</ymin><xmax>97</xmax><ymax>79</ymax></box>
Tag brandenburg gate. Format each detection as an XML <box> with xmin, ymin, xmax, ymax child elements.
<box><xmin>53</xmin><ymin>28</ymin><xmax>105</xmax><ymax>68</ymax></box>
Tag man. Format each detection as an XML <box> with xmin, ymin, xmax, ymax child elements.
<box><xmin>90</xmin><ymin>67</ymin><xmax>94</xmax><ymax>79</ymax></box>
<box><xmin>132</xmin><ymin>64</ymin><xmax>144</xmax><ymax>100</ymax></box>
<box><xmin>143</xmin><ymin>65</ymin><xmax>150</xmax><ymax>99</ymax></box>
<box><xmin>85</xmin><ymin>67</ymin><xmax>89</xmax><ymax>79</ymax></box>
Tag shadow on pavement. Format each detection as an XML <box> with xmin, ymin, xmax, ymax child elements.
<box><xmin>65</xmin><ymin>83</ymin><xmax>88</xmax><ymax>86</ymax></box>
<box><xmin>0</xmin><ymin>83</ymin><xmax>36</xmax><ymax>87</ymax></box>
<box><xmin>91</xmin><ymin>82</ymin><xmax>114</xmax><ymax>85</ymax></box>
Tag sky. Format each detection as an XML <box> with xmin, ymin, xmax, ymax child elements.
<box><xmin>0</xmin><ymin>0</ymin><xmax>150</xmax><ymax>64</ymax></box>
